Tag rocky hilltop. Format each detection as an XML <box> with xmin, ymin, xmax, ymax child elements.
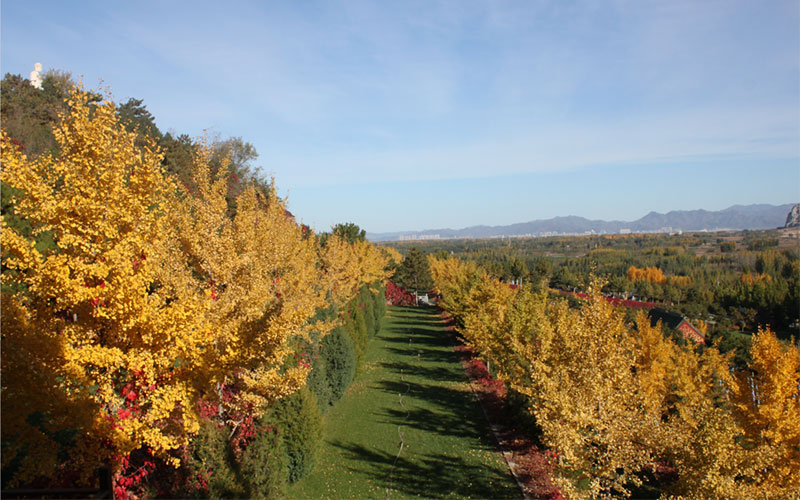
<box><xmin>785</xmin><ymin>204</ymin><xmax>800</xmax><ymax>228</ymax></box>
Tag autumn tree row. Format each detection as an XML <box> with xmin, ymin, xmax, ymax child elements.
<box><xmin>0</xmin><ymin>88</ymin><xmax>392</xmax><ymax>494</ymax></box>
<box><xmin>430</xmin><ymin>255</ymin><xmax>799</xmax><ymax>500</ymax></box>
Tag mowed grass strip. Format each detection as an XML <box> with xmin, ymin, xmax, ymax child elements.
<box><xmin>288</xmin><ymin>306</ymin><xmax>521</xmax><ymax>500</ymax></box>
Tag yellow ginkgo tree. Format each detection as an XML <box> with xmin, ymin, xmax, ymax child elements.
<box><xmin>431</xmin><ymin>255</ymin><xmax>800</xmax><ymax>499</ymax></box>
<box><xmin>728</xmin><ymin>327</ymin><xmax>800</xmax><ymax>498</ymax></box>
<box><xmin>319</xmin><ymin>234</ymin><xmax>392</xmax><ymax>307</ymax></box>
<box><xmin>1</xmin><ymin>88</ymin><xmax>390</xmax><ymax>488</ymax></box>
<box><xmin>2</xmin><ymin>90</ymin><xmax>211</xmax><ymax>483</ymax></box>
<box><xmin>169</xmin><ymin>142</ymin><xmax>329</xmax><ymax>426</ymax></box>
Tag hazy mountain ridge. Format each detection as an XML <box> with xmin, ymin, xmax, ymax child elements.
<box><xmin>368</xmin><ymin>203</ymin><xmax>797</xmax><ymax>241</ymax></box>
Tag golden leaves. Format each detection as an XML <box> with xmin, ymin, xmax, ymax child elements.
<box><xmin>432</xmin><ymin>256</ymin><xmax>800</xmax><ymax>499</ymax></box>
<box><xmin>320</xmin><ymin>235</ymin><xmax>391</xmax><ymax>307</ymax></box>
<box><xmin>627</xmin><ymin>265</ymin><xmax>667</xmax><ymax>284</ymax></box>
<box><xmin>1</xmin><ymin>88</ymin><xmax>390</xmax><ymax>484</ymax></box>
<box><xmin>729</xmin><ymin>328</ymin><xmax>800</xmax><ymax>496</ymax></box>
<box><xmin>2</xmin><ymin>88</ymin><xmax>201</xmax><ymax>482</ymax></box>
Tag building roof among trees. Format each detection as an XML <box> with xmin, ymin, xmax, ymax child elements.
<box><xmin>648</xmin><ymin>308</ymin><xmax>705</xmax><ymax>344</ymax></box>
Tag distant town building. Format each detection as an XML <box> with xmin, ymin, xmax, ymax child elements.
<box><xmin>398</xmin><ymin>234</ymin><xmax>441</xmax><ymax>241</ymax></box>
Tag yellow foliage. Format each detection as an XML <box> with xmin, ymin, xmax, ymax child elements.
<box><xmin>170</xmin><ymin>143</ymin><xmax>326</xmax><ymax>418</ymax></box>
<box><xmin>668</xmin><ymin>275</ymin><xmax>692</xmax><ymax>287</ymax></box>
<box><xmin>1</xmin><ymin>89</ymin><xmax>390</xmax><ymax>485</ymax></box>
<box><xmin>654</xmin><ymin>342</ymin><xmax>746</xmax><ymax>499</ymax></box>
<box><xmin>461</xmin><ymin>275</ymin><xmax>518</xmax><ymax>373</ymax></box>
<box><xmin>319</xmin><ymin>235</ymin><xmax>391</xmax><ymax>307</ymax></box>
<box><xmin>433</xmin><ymin>263</ymin><xmax>659</xmax><ymax>498</ymax></box>
<box><xmin>741</xmin><ymin>272</ymin><xmax>772</xmax><ymax>285</ymax></box>
<box><xmin>378</xmin><ymin>244</ymin><xmax>404</xmax><ymax>268</ymax></box>
<box><xmin>428</xmin><ymin>255</ymin><xmax>483</xmax><ymax>326</ymax></box>
<box><xmin>729</xmin><ymin>328</ymin><xmax>800</xmax><ymax>498</ymax></box>
<box><xmin>2</xmin><ymin>91</ymin><xmax>204</xmax><ymax>481</ymax></box>
<box><xmin>628</xmin><ymin>266</ymin><xmax>690</xmax><ymax>287</ymax></box>
<box><xmin>521</xmin><ymin>281</ymin><xmax>660</xmax><ymax>499</ymax></box>
<box><xmin>353</xmin><ymin>239</ymin><xmax>394</xmax><ymax>288</ymax></box>
<box><xmin>432</xmin><ymin>255</ymin><xmax>800</xmax><ymax>499</ymax></box>
<box><xmin>631</xmin><ymin>312</ymin><xmax>679</xmax><ymax>413</ymax></box>
<box><xmin>627</xmin><ymin>265</ymin><xmax>667</xmax><ymax>284</ymax></box>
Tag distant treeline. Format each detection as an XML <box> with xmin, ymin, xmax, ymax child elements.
<box><xmin>387</xmin><ymin>231</ymin><xmax>799</xmax><ymax>365</ymax></box>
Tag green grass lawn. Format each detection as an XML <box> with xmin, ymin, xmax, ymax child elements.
<box><xmin>287</xmin><ymin>306</ymin><xmax>521</xmax><ymax>500</ymax></box>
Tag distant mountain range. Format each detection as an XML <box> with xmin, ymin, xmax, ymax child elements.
<box><xmin>367</xmin><ymin>203</ymin><xmax>798</xmax><ymax>242</ymax></box>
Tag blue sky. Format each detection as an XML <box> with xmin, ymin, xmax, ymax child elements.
<box><xmin>2</xmin><ymin>0</ymin><xmax>798</xmax><ymax>233</ymax></box>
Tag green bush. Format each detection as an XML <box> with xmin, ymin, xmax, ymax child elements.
<box><xmin>346</xmin><ymin>304</ymin><xmax>368</xmax><ymax>371</ymax></box>
<box><xmin>240</xmin><ymin>424</ymin><xmax>288</xmax><ymax>500</ymax></box>
<box><xmin>320</xmin><ymin>325</ymin><xmax>356</xmax><ymax>405</ymax></box>
<box><xmin>307</xmin><ymin>284</ymin><xmax>386</xmax><ymax>412</ymax></box>
<box><xmin>306</xmin><ymin>342</ymin><xmax>332</xmax><ymax>411</ymax></box>
<box><xmin>269</xmin><ymin>386</ymin><xmax>323</xmax><ymax>483</ymax></box>
<box><xmin>305</xmin><ymin>305</ymin><xmax>334</xmax><ymax>409</ymax></box>
<box><xmin>360</xmin><ymin>286</ymin><xmax>377</xmax><ymax>339</ymax></box>
<box><xmin>181</xmin><ymin>420</ymin><xmax>243</xmax><ymax>499</ymax></box>
<box><xmin>360</xmin><ymin>282</ymin><xmax>387</xmax><ymax>337</ymax></box>
<box><xmin>747</xmin><ymin>238</ymin><xmax>779</xmax><ymax>251</ymax></box>
<box><xmin>372</xmin><ymin>282</ymin><xmax>386</xmax><ymax>332</ymax></box>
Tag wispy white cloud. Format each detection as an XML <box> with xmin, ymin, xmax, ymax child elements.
<box><xmin>265</xmin><ymin>96</ymin><xmax>798</xmax><ymax>188</ymax></box>
<box><xmin>2</xmin><ymin>0</ymin><xmax>796</xmax><ymax>232</ymax></box>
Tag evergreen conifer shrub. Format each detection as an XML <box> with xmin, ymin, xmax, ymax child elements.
<box><xmin>346</xmin><ymin>304</ymin><xmax>369</xmax><ymax>371</ymax></box>
<box><xmin>321</xmin><ymin>326</ymin><xmax>356</xmax><ymax>405</ymax></box>
<box><xmin>371</xmin><ymin>282</ymin><xmax>386</xmax><ymax>334</ymax></box>
<box><xmin>181</xmin><ymin>420</ymin><xmax>244</xmax><ymax>499</ymax></box>
<box><xmin>305</xmin><ymin>305</ymin><xmax>335</xmax><ymax>410</ymax></box>
<box><xmin>269</xmin><ymin>386</ymin><xmax>323</xmax><ymax>483</ymax></box>
<box><xmin>240</xmin><ymin>424</ymin><xmax>287</xmax><ymax>500</ymax></box>
<box><xmin>360</xmin><ymin>286</ymin><xmax>377</xmax><ymax>339</ymax></box>
<box><xmin>306</xmin><ymin>344</ymin><xmax>332</xmax><ymax>411</ymax></box>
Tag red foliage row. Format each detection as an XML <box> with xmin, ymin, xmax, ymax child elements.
<box><xmin>560</xmin><ymin>290</ymin><xmax>660</xmax><ymax>309</ymax></box>
<box><xmin>385</xmin><ymin>281</ymin><xmax>416</xmax><ymax>306</ymax></box>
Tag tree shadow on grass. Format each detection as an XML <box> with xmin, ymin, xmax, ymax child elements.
<box><xmin>382</xmin><ymin>327</ymin><xmax>449</xmax><ymax>343</ymax></box>
<box><xmin>380</xmin><ymin>360</ymin><xmax>463</xmax><ymax>383</ymax></box>
<box><xmin>330</xmin><ymin>440</ymin><xmax>522</xmax><ymax>499</ymax></box>
<box><xmin>389</xmin><ymin>318</ymin><xmax>447</xmax><ymax>328</ymax></box>
<box><xmin>381</xmin><ymin>324</ymin><xmax>462</xmax><ymax>365</ymax></box>
<box><xmin>375</xmin><ymin>378</ymin><xmax>477</xmax><ymax>417</ymax></box>
<box><xmin>389</xmin><ymin>305</ymin><xmax>442</xmax><ymax>316</ymax></box>
<box><xmin>384</xmin><ymin>346</ymin><xmax>460</xmax><ymax>365</ymax></box>
<box><xmin>385</xmin><ymin>314</ymin><xmax>449</xmax><ymax>330</ymax></box>
<box><xmin>373</xmin><ymin>378</ymin><xmax>493</xmax><ymax>441</ymax></box>
<box><xmin>381</xmin><ymin>324</ymin><xmax>460</xmax><ymax>356</ymax></box>
<box><xmin>377</xmin><ymin>406</ymin><xmax>494</xmax><ymax>443</ymax></box>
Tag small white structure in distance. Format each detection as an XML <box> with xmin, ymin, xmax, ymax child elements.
<box><xmin>30</xmin><ymin>62</ymin><xmax>43</xmax><ymax>89</ymax></box>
